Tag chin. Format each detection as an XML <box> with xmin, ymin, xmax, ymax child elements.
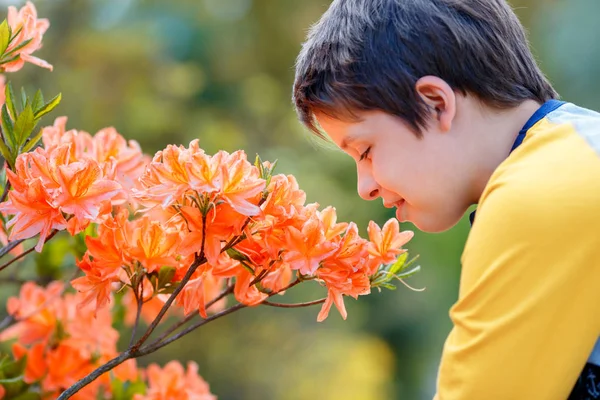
<box><xmin>409</xmin><ymin>210</ymin><xmax>463</xmax><ymax>233</ymax></box>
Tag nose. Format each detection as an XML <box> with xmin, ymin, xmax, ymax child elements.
<box><xmin>357</xmin><ymin>165</ymin><xmax>380</xmax><ymax>201</ymax></box>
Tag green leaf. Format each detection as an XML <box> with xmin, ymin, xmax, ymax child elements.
<box><xmin>124</xmin><ymin>380</ymin><xmax>147</xmax><ymax>397</ymax></box>
<box><xmin>20</xmin><ymin>128</ymin><xmax>43</xmax><ymax>153</ymax></box>
<box><xmin>226</xmin><ymin>247</ymin><xmax>250</xmax><ymax>262</ymax></box>
<box><xmin>20</xmin><ymin>87</ymin><xmax>26</xmax><ymax>110</ymax></box>
<box><xmin>1</xmin><ymin>355</ymin><xmax>26</xmax><ymax>378</ymax></box>
<box><xmin>0</xmin><ymin>20</ymin><xmax>10</xmax><ymax>56</ymax></box>
<box><xmin>388</xmin><ymin>252</ymin><xmax>408</xmax><ymax>276</ymax></box>
<box><xmin>2</xmin><ymin>104</ymin><xmax>15</xmax><ymax>149</ymax></box>
<box><xmin>5</xmin><ymin>82</ymin><xmax>17</xmax><ymax>119</ymax></box>
<box><xmin>157</xmin><ymin>266</ymin><xmax>176</xmax><ymax>290</ymax></box>
<box><xmin>13</xmin><ymin>104</ymin><xmax>35</xmax><ymax>147</ymax></box>
<box><xmin>34</xmin><ymin>93</ymin><xmax>61</xmax><ymax>120</ymax></box>
<box><xmin>0</xmin><ymin>375</ymin><xmax>24</xmax><ymax>384</ymax></box>
<box><xmin>31</xmin><ymin>90</ymin><xmax>44</xmax><ymax>114</ymax></box>
<box><xmin>4</xmin><ymin>38</ymin><xmax>32</xmax><ymax>58</ymax></box>
<box><xmin>378</xmin><ymin>283</ymin><xmax>397</xmax><ymax>291</ymax></box>
<box><xmin>396</xmin><ymin>265</ymin><xmax>421</xmax><ymax>280</ymax></box>
<box><xmin>157</xmin><ymin>281</ymin><xmax>181</xmax><ymax>294</ymax></box>
<box><xmin>0</xmin><ymin>137</ymin><xmax>12</xmax><ymax>166</ymax></box>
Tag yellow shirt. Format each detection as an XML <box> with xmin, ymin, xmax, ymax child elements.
<box><xmin>435</xmin><ymin>101</ymin><xmax>600</xmax><ymax>399</ymax></box>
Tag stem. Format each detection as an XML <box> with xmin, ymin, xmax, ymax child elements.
<box><xmin>56</xmin><ymin>351</ymin><xmax>132</xmax><ymax>400</ymax></box>
<box><xmin>0</xmin><ymin>180</ymin><xmax>11</xmax><ymax>203</ymax></box>
<box><xmin>0</xmin><ymin>239</ymin><xmax>24</xmax><ymax>259</ymax></box>
<box><xmin>146</xmin><ymin>284</ymin><xmax>234</xmax><ymax>349</ymax></box>
<box><xmin>145</xmin><ymin>278</ymin><xmax>303</xmax><ymax>352</ymax></box>
<box><xmin>128</xmin><ymin>282</ymin><xmax>144</xmax><ymax>348</ymax></box>
<box><xmin>0</xmin><ymin>230</ymin><xmax>59</xmax><ymax>273</ymax></box>
<box><xmin>130</xmin><ymin>212</ymin><xmax>208</xmax><ymax>352</ymax></box>
<box><xmin>0</xmin><ymin>315</ymin><xmax>14</xmax><ymax>331</ymax></box>
<box><xmin>137</xmin><ymin>303</ymin><xmax>246</xmax><ymax>356</ymax></box>
<box><xmin>262</xmin><ymin>298</ymin><xmax>326</xmax><ymax>308</ymax></box>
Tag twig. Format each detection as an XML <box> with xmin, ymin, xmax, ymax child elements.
<box><xmin>56</xmin><ymin>351</ymin><xmax>132</xmax><ymax>400</ymax></box>
<box><xmin>0</xmin><ymin>239</ymin><xmax>24</xmax><ymax>259</ymax></box>
<box><xmin>0</xmin><ymin>315</ymin><xmax>15</xmax><ymax>331</ymax></box>
<box><xmin>137</xmin><ymin>278</ymin><xmax>311</xmax><ymax>356</ymax></box>
<box><xmin>0</xmin><ymin>230</ymin><xmax>59</xmax><ymax>273</ymax></box>
<box><xmin>262</xmin><ymin>298</ymin><xmax>326</xmax><ymax>308</ymax></box>
<box><xmin>137</xmin><ymin>303</ymin><xmax>246</xmax><ymax>356</ymax></box>
<box><xmin>0</xmin><ymin>181</ymin><xmax>11</xmax><ymax>204</ymax></box>
<box><xmin>147</xmin><ymin>283</ymin><xmax>235</xmax><ymax>348</ymax></box>
<box><xmin>128</xmin><ymin>281</ymin><xmax>144</xmax><ymax>348</ymax></box>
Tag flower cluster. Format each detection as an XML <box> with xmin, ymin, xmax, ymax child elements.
<box><xmin>0</xmin><ymin>117</ymin><xmax>148</xmax><ymax>251</ymax></box>
<box><xmin>0</xmin><ymin>282</ymin><xmax>216</xmax><ymax>400</ymax></box>
<box><xmin>0</xmin><ymin>282</ymin><xmax>136</xmax><ymax>399</ymax></box>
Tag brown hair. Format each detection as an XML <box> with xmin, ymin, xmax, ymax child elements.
<box><xmin>293</xmin><ymin>0</ymin><xmax>558</xmax><ymax>137</ymax></box>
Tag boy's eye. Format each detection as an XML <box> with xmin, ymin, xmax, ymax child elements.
<box><xmin>359</xmin><ymin>147</ymin><xmax>371</xmax><ymax>161</ymax></box>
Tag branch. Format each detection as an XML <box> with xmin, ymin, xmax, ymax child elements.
<box><xmin>128</xmin><ymin>281</ymin><xmax>144</xmax><ymax>348</ymax></box>
<box><xmin>262</xmin><ymin>298</ymin><xmax>326</xmax><ymax>308</ymax></box>
<box><xmin>0</xmin><ymin>230</ymin><xmax>59</xmax><ymax>273</ymax></box>
<box><xmin>137</xmin><ymin>303</ymin><xmax>246</xmax><ymax>356</ymax></box>
<box><xmin>0</xmin><ymin>239</ymin><xmax>25</xmax><ymax>259</ymax></box>
<box><xmin>143</xmin><ymin>278</ymin><xmax>304</xmax><ymax>353</ymax></box>
<box><xmin>56</xmin><ymin>351</ymin><xmax>132</xmax><ymax>400</ymax></box>
<box><xmin>146</xmin><ymin>283</ymin><xmax>234</xmax><ymax>349</ymax></box>
<box><xmin>0</xmin><ymin>315</ymin><xmax>15</xmax><ymax>331</ymax></box>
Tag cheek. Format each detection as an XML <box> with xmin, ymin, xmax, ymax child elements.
<box><xmin>370</xmin><ymin>153</ymin><xmax>405</xmax><ymax>193</ymax></box>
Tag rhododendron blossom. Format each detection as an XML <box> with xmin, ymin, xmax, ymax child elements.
<box><xmin>4</xmin><ymin>1</ymin><xmax>52</xmax><ymax>72</ymax></box>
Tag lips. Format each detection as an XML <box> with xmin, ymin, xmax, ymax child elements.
<box><xmin>383</xmin><ymin>199</ymin><xmax>405</xmax><ymax>209</ymax></box>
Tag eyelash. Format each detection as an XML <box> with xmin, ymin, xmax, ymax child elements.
<box><xmin>359</xmin><ymin>147</ymin><xmax>371</xmax><ymax>161</ymax></box>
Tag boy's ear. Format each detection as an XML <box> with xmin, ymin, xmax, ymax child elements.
<box><xmin>415</xmin><ymin>76</ymin><xmax>456</xmax><ymax>132</ymax></box>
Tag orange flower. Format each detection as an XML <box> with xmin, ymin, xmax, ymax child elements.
<box><xmin>233</xmin><ymin>267</ymin><xmax>268</xmax><ymax>306</ymax></box>
<box><xmin>125</xmin><ymin>215</ymin><xmax>180</xmax><ymax>273</ymax></box>
<box><xmin>43</xmin><ymin>343</ymin><xmax>92</xmax><ymax>392</ymax></box>
<box><xmin>283</xmin><ymin>215</ymin><xmax>338</xmax><ymax>276</ymax></box>
<box><xmin>367</xmin><ymin>219</ymin><xmax>413</xmax><ymax>265</ymax></box>
<box><xmin>135</xmin><ymin>361</ymin><xmax>216</xmax><ymax>400</ymax></box>
<box><xmin>54</xmin><ymin>157</ymin><xmax>122</xmax><ymax>234</ymax></box>
<box><xmin>316</xmin><ymin>267</ymin><xmax>370</xmax><ymax>322</ymax></box>
<box><xmin>60</xmin><ymin>292</ymin><xmax>119</xmax><ymax>358</ymax></box>
<box><xmin>178</xmin><ymin>271</ymin><xmax>225</xmax><ymax>318</ymax></box>
<box><xmin>41</xmin><ymin>118</ymin><xmax>93</xmax><ymax>162</ymax></box>
<box><xmin>0</xmin><ymin>281</ymin><xmax>62</xmax><ymax>344</ymax></box>
<box><xmin>12</xmin><ymin>342</ymin><xmax>47</xmax><ymax>383</ymax></box>
<box><xmin>0</xmin><ymin>177</ymin><xmax>66</xmax><ymax>252</ymax></box>
<box><xmin>261</xmin><ymin>174</ymin><xmax>306</xmax><ymax>220</ymax></box>
<box><xmin>4</xmin><ymin>2</ymin><xmax>52</xmax><ymax>72</ymax></box>
<box><xmin>219</xmin><ymin>151</ymin><xmax>265</xmax><ymax>216</ymax></box>
<box><xmin>71</xmin><ymin>255</ymin><xmax>119</xmax><ymax>313</ymax></box>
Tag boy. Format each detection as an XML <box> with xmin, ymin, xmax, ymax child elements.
<box><xmin>292</xmin><ymin>0</ymin><xmax>600</xmax><ymax>399</ymax></box>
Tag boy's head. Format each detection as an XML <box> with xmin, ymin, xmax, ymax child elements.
<box><xmin>293</xmin><ymin>0</ymin><xmax>557</xmax><ymax>232</ymax></box>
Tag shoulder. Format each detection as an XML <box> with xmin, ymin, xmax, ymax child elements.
<box><xmin>478</xmin><ymin>102</ymin><xmax>600</xmax><ymax>230</ymax></box>
<box><xmin>463</xmin><ymin>104</ymin><xmax>600</xmax><ymax>283</ymax></box>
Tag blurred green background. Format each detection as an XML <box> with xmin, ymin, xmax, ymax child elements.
<box><xmin>1</xmin><ymin>0</ymin><xmax>599</xmax><ymax>398</ymax></box>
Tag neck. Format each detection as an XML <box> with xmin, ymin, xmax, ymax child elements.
<box><xmin>468</xmin><ymin>99</ymin><xmax>543</xmax><ymax>204</ymax></box>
